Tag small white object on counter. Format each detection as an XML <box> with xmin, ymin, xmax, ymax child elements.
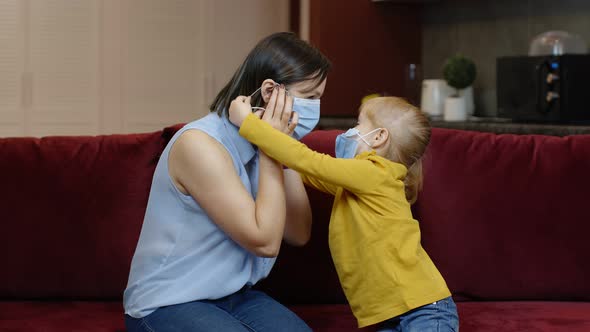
<box><xmin>444</xmin><ymin>96</ymin><xmax>468</xmax><ymax>121</ymax></box>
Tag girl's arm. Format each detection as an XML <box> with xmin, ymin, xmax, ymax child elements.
<box><xmin>299</xmin><ymin>172</ymin><xmax>338</xmax><ymax>196</ymax></box>
<box><xmin>239</xmin><ymin>113</ymin><xmax>386</xmax><ymax>194</ymax></box>
<box><xmin>169</xmin><ymin>129</ymin><xmax>286</xmax><ymax>258</ymax></box>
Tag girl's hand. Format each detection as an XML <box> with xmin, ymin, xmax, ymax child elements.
<box><xmin>229</xmin><ymin>96</ymin><xmax>255</xmax><ymax>127</ymax></box>
<box><xmin>263</xmin><ymin>85</ymin><xmax>298</xmax><ymax>135</ymax></box>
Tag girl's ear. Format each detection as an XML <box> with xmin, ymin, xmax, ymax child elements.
<box><xmin>372</xmin><ymin>128</ymin><xmax>389</xmax><ymax>149</ymax></box>
<box><xmin>260</xmin><ymin>79</ymin><xmax>278</xmax><ymax>103</ymax></box>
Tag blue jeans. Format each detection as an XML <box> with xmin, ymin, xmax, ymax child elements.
<box><xmin>376</xmin><ymin>296</ymin><xmax>459</xmax><ymax>332</ymax></box>
<box><xmin>124</xmin><ymin>287</ymin><xmax>311</xmax><ymax>332</ymax></box>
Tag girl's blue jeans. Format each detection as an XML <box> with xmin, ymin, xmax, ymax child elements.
<box><xmin>376</xmin><ymin>296</ymin><xmax>459</xmax><ymax>332</ymax></box>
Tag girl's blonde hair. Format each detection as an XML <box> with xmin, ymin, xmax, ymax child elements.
<box><xmin>360</xmin><ymin>97</ymin><xmax>431</xmax><ymax>204</ymax></box>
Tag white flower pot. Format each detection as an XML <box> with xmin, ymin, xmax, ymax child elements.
<box><xmin>444</xmin><ymin>96</ymin><xmax>468</xmax><ymax>121</ymax></box>
<box><xmin>420</xmin><ymin>79</ymin><xmax>453</xmax><ymax>117</ymax></box>
<box><xmin>459</xmin><ymin>86</ymin><xmax>475</xmax><ymax>116</ymax></box>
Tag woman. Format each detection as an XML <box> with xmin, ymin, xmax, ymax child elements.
<box><xmin>124</xmin><ymin>32</ymin><xmax>330</xmax><ymax>331</ymax></box>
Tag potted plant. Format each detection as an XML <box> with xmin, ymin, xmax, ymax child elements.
<box><xmin>443</xmin><ymin>54</ymin><xmax>477</xmax><ymax>121</ymax></box>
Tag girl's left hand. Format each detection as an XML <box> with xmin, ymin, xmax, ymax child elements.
<box><xmin>229</xmin><ymin>96</ymin><xmax>255</xmax><ymax>127</ymax></box>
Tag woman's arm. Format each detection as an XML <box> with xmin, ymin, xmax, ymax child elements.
<box><xmin>282</xmin><ymin>169</ymin><xmax>312</xmax><ymax>246</ymax></box>
<box><xmin>169</xmin><ymin>130</ymin><xmax>286</xmax><ymax>257</ymax></box>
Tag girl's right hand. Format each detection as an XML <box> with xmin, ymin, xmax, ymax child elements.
<box><xmin>263</xmin><ymin>85</ymin><xmax>298</xmax><ymax>136</ymax></box>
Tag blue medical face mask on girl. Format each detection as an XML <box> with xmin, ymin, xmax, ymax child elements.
<box><xmin>335</xmin><ymin>127</ymin><xmax>382</xmax><ymax>159</ymax></box>
<box><xmin>249</xmin><ymin>86</ymin><xmax>321</xmax><ymax>140</ymax></box>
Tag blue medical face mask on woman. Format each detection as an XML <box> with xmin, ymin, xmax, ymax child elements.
<box><xmin>291</xmin><ymin>97</ymin><xmax>320</xmax><ymax>140</ymax></box>
<box><xmin>249</xmin><ymin>86</ymin><xmax>320</xmax><ymax>140</ymax></box>
<box><xmin>335</xmin><ymin>128</ymin><xmax>382</xmax><ymax>159</ymax></box>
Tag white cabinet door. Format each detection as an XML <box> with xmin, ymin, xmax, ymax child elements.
<box><xmin>202</xmin><ymin>0</ymin><xmax>289</xmax><ymax>105</ymax></box>
<box><xmin>0</xmin><ymin>0</ymin><xmax>288</xmax><ymax>137</ymax></box>
<box><xmin>28</xmin><ymin>0</ymin><xmax>100</xmax><ymax>136</ymax></box>
<box><xmin>0</xmin><ymin>0</ymin><xmax>25</xmax><ymax>137</ymax></box>
<box><xmin>118</xmin><ymin>0</ymin><xmax>205</xmax><ymax>134</ymax></box>
<box><xmin>115</xmin><ymin>0</ymin><xmax>288</xmax><ymax>134</ymax></box>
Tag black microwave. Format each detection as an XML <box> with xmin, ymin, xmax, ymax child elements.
<box><xmin>497</xmin><ymin>54</ymin><xmax>590</xmax><ymax>123</ymax></box>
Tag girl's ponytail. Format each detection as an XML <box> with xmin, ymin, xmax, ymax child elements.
<box><xmin>404</xmin><ymin>158</ymin><xmax>423</xmax><ymax>205</ymax></box>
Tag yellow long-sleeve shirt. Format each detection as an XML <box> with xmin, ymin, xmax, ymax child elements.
<box><xmin>239</xmin><ymin>114</ymin><xmax>451</xmax><ymax>328</ymax></box>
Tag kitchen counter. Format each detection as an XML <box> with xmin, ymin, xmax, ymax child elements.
<box><xmin>318</xmin><ymin>117</ymin><xmax>590</xmax><ymax>136</ymax></box>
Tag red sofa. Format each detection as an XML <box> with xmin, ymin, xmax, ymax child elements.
<box><xmin>1</xmin><ymin>125</ymin><xmax>590</xmax><ymax>331</ymax></box>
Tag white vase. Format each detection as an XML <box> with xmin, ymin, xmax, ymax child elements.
<box><xmin>420</xmin><ymin>79</ymin><xmax>453</xmax><ymax>117</ymax></box>
<box><xmin>444</xmin><ymin>96</ymin><xmax>468</xmax><ymax>121</ymax></box>
<box><xmin>459</xmin><ymin>86</ymin><xmax>475</xmax><ymax>116</ymax></box>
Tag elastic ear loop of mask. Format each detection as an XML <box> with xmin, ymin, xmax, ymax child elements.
<box><xmin>358</xmin><ymin>128</ymin><xmax>383</xmax><ymax>147</ymax></box>
<box><xmin>249</xmin><ymin>83</ymin><xmax>282</xmax><ymax>112</ymax></box>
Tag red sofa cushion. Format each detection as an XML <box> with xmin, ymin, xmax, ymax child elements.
<box><xmin>0</xmin><ymin>132</ymin><xmax>165</xmax><ymax>300</ymax></box>
<box><xmin>415</xmin><ymin>129</ymin><xmax>590</xmax><ymax>301</ymax></box>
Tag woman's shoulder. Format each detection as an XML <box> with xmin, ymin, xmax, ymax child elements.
<box><xmin>166</xmin><ymin>113</ymin><xmax>227</xmax><ymax>159</ymax></box>
<box><xmin>173</xmin><ymin>130</ymin><xmax>228</xmax><ymax>165</ymax></box>
<box><xmin>183</xmin><ymin>112</ymin><xmax>224</xmax><ymax>132</ymax></box>
<box><xmin>173</xmin><ymin>113</ymin><xmax>226</xmax><ymax>146</ymax></box>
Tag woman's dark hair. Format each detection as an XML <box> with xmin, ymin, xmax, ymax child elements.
<box><xmin>210</xmin><ymin>32</ymin><xmax>331</xmax><ymax>116</ymax></box>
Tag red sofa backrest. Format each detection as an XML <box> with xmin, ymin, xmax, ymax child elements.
<box><xmin>276</xmin><ymin>128</ymin><xmax>590</xmax><ymax>304</ymax></box>
<box><xmin>3</xmin><ymin>126</ymin><xmax>589</xmax><ymax>304</ymax></box>
<box><xmin>0</xmin><ymin>131</ymin><xmax>164</xmax><ymax>300</ymax></box>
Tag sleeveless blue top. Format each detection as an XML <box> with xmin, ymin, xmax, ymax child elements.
<box><xmin>123</xmin><ymin>113</ymin><xmax>276</xmax><ymax>318</ymax></box>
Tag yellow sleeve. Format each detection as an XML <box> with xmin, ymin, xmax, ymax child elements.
<box><xmin>239</xmin><ymin>114</ymin><xmax>385</xmax><ymax>194</ymax></box>
<box><xmin>299</xmin><ymin>173</ymin><xmax>338</xmax><ymax>196</ymax></box>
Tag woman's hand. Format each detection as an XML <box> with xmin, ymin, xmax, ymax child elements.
<box><xmin>229</xmin><ymin>85</ymin><xmax>299</xmax><ymax>136</ymax></box>
<box><xmin>262</xmin><ymin>85</ymin><xmax>298</xmax><ymax>135</ymax></box>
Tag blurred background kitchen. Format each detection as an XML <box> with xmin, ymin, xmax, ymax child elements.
<box><xmin>1</xmin><ymin>0</ymin><xmax>590</xmax><ymax>138</ymax></box>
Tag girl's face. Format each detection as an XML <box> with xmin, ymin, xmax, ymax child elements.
<box><xmin>353</xmin><ymin>111</ymin><xmax>380</xmax><ymax>155</ymax></box>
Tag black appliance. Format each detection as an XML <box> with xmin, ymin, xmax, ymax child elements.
<box><xmin>497</xmin><ymin>54</ymin><xmax>590</xmax><ymax>123</ymax></box>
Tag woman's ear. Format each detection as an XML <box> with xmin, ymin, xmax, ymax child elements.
<box><xmin>260</xmin><ymin>79</ymin><xmax>278</xmax><ymax>103</ymax></box>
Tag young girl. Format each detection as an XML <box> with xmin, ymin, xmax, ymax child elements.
<box><xmin>229</xmin><ymin>93</ymin><xmax>459</xmax><ymax>331</ymax></box>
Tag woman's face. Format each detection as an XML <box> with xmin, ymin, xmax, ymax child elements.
<box><xmin>286</xmin><ymin>78</ymin><xmax>327</xmax><ymax>100</ymax></box>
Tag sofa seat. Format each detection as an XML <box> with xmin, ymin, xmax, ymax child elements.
<box><xmin>290</xmin><ymin>304</ymin><xmax>373</xmax><ymax>331</ymax></box>
<box><xmin>0</xmin><ymin>301</ymin><xmax>364</xmax><ymax>332</ymax></box>
<box><xmin>292</xmin><ymin>301</ymin><xmax>590</xmax><ymax>331</ymax></box>
<box><xmin>0</xmin><ymin>301</ymin><xmax>126</xmax><ymax>332</ymax></box>
<box><xmin>457</xmin><ymin>301</ymin><xmax>590</xmax><ymax>332</ymax></box>
<box><xmin>4</xmin><ymin>301</ymin><xmax>589</xmax><ymax>332</ymax></box>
